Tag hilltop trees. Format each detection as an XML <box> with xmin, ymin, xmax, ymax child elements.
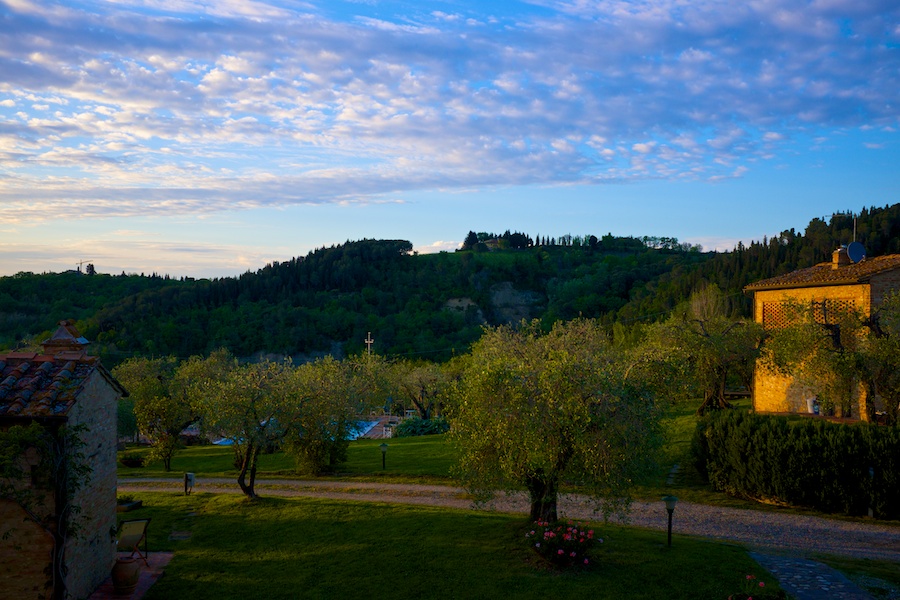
<box><xmin>449</xmin><ymin>319</ymin><xmax>662</xmax><ymax>522</ymax></box>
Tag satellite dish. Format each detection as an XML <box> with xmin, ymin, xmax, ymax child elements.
<box><xmin>847</xmin><ymin>241</ymin><xmax>866</xmax><ymax>263</ymax></box>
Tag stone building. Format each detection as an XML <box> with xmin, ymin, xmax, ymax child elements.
<box><xmin>0</xmin><ymin>321</ymin><xmax>126</xmax><ymax>600</ymax></box>
<box><xmin>744</xmin><ymin>247</ymin><xmax>900</xmax><ymax>420</ymax></box>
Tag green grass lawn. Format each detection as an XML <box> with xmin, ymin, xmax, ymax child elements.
<box><xmin>117</xmin><ymin>402</ymin><xmax>900</xmax><ymax>597</ymax></box>
<box><xmin>118</xmin><ymin>434</ymin><xmax>458</xmax><ymax>483</ymax></box>
<box><xmin>124</xmin><ymin>492</ymin><xmax>780</xmax><ymax>600</ymax></box>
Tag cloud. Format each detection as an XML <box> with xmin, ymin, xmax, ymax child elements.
<box><xmin>0</xmin><ymin>0</ymin><xmax>897</xmax><ymax>222</ymax></box>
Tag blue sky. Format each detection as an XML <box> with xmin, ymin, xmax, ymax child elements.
<box><xmin>0</xmin><ymin>0</ymin><xmax>898</xmax><ymax>278</ymax></box>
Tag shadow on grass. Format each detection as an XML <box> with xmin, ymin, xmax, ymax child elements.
<box><xmin>123</xmin><ymin>492</ymin><xmax>778</xmax><ymax>600</ymax></box>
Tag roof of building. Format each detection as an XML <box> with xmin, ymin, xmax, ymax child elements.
<box><xmin>0</xmin><ymin>320</ymin><xmax>125</xmax><ymax>419</ymax></box>
<box><xmin>0</xmin><ymin>354</ymin><xmax>99</xmax><ymax>418</ymax></box>
<box><xmin>744</xmin><ymin>253</ymin><xmax>900</xmax><ymax>292</ymax></box>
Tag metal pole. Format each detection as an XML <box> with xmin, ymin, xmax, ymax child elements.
<box><xmin>667</xmin><ymin>510</ymin><xmax>673</xmax><ymax>547</ymax></box>
<box><xmin>382</xmin><ymin>453</ymin><xmax>386</xmax><ymax>470</ymax></box>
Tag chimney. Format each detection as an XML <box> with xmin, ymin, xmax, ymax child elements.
<box><xmin>41</xmin><ymin>320</ymin><xmax>90</xmax><ymax>358</ymax></box>
<box><xmin>832</xmin><ymin>246</ymin><xmax>851</xmax><ymax>270</ymax></box>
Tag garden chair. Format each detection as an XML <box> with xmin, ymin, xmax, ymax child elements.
<box><xmin>117</xmin><ymin>518</ymin><xmax>151</xmax><ymax>566</ymax></box>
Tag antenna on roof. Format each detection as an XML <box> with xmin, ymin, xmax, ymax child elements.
<box><xmin>832</xmin><ymin>211</ymin><xmax>858</xmax><ymax>243</ymax></box>
<box><xmin>832</xmin><ymin>211</ymin><xmax>865</xmax><ymax>261</ymax></box>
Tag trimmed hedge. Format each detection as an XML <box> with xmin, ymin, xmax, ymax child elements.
<box><xmin>393</xmin><ymin>417</ymin><xmax>450</xmax><ymax>438</ymax></box>
<box><xmin>692</xmin><ymin>410</ymin><xmax>900</xmax><ymax>519</ymax></box>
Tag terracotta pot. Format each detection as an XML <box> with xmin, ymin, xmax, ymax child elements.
<box><xmin>111</xmin><ymin>557</ymin><xmax>141</xmax><ymax>595</ymax></box>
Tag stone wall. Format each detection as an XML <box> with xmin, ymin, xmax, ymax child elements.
<box><xmin>64</xmin><ymin>370</ymin><xmax>119</xmax><ymax>600</ymax></box>
<box><xmin>0</xmin><ymin>367</ymin><xmax>120</xmax><ymax>600</ymax></box>
<box><xmin>752</xmin><ymin>284</ymin><xmax>871</xmax><ymax>419</ymax></box>
<box><xmin>0</xmin><ymin>499</ymin><xmax>56</xmax><ymax>600</ymax></box>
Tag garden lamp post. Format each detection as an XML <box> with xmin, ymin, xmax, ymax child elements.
<box><xmin>663</xmin><ymin>495</ymin><xmax>678</xmax><ymax>547</ymax></box>
<box><xmin>380</xmin><ymin>443</ymin><xmax>388</xmax><ymax>470</ymax></box>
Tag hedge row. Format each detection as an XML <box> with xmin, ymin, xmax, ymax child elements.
<box><xmin>692</xmin><ymin>410</ymin><xmax>900</xmax><ymax>519</ymax></box>
<box><xmin>393</xmin><ymin>417</ymin><xmax>450</xmax><ymax>438</ymax></box>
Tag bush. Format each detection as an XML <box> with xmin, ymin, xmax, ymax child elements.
<box><xmin>693</xmin><ymin>411</ymin><xmax>900</xmax><ymax>519</ymax></box>
<box><xmin>393</xmin><ymin>417</ymin><xmax>450</xmax><ymax>438</ymax></box>
<box><xmin>524</xmin><ymin>520</ymin><xmax>600</xmax><ymax>569</ymax></box>
<box><xmin>119</xmin><ymin>452</ymin><xmax>145</xmax><ymax>468</ymax></box>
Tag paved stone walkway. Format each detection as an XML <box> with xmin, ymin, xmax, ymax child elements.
<box><xmin>750</xmin><ymin>552</ymin><xmax>878</xmax><ymax>600</ymax></box>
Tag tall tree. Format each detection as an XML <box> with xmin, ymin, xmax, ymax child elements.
<box><xmin>112</xmin><ymin>356</ymin><xmax>195</xmax><ymax>471</ymax></box>
<box><xmin>449</xmin><ymin>319</ymin><xmax>662</xmax><ymax>522</ymax></box>
<box><xmin>189</xmin><ymin>352</ymin><xmax>294</xmax><ymax>499</ymax></box>
<box><xmin>284</xmin><ymin>356</ymin><xmax>362</xmax><ymax>475</ymax></box>
<box><xmin>391</xmin><ymin>360</ymin><xmax>447</xmax><ymax>419</ymax></box>
<box><xmin>641</xmin><ymin>285</ymin><xmax>764</xmax><ymax>414</ymax></box>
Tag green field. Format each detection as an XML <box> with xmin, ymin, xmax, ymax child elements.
<box><xmin>118</xmin><ymin>434</ymin><xmax>459</xmax><ymax>484</ymax></box>
<box><xmin>125</xmin><ymin>492</ymin><xmax>779</xmax><ymax>600</ymax></box>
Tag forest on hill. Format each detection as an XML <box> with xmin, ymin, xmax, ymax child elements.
<box><xmin>2</xmin><ymin>204</ymin><xmax>899</xmax><ymax>365</ymax></box>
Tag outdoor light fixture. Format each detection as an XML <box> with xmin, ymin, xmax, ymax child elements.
<box><xmin>380</xmin><ymin>443</ymin><xmax>388</xmax><ymax>470</ymax></box>
<box><xmin>662</xmin><ymin>495</ymin><xmax>678</xmax><ymax>547</ymax></box>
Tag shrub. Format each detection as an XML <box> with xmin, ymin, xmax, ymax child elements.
<box><xmin>119</xmin><ymin>452</ymin><xmax>145</xmax><ymax>468</ymax></box>
<box><xmin>693</xmin><ymin>411</ymin><xmax>900</xmax><ymax>519</ymax></box>
<box><xmin>524</xmin><ymin>520</ymin><xmax>600</xmax><ymax>569</ymax></box>
<box><xmin>393</xmin><ymin>417</ymin><xmax>450</xmax><ymax>438</ymax></box>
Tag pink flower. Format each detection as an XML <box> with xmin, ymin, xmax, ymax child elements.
<box><xmin>583</xmin><ymin>558</ymin><xmax>589</xmax><ymax>565</ymax></box>
<box><xmin>570</xmin><ymin>552</ymin><xmax>576</xmax><ymax>557</ymax></box>
<box><xmin>759</xmin><ymin>582</ymin><xmax>765</xmax><ymax>588</ymax></box>
<box><xmin>557</xmin><ymin>549</ymin><xmax>564</xmax><ymax>555</ymax></box>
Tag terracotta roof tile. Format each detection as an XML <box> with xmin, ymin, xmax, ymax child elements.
<box><xmin>0</xmin><ymin>354</ymin><xmax>98</xmax><ymax>418</ymax></box>
<box><xmin>744</xmin><ymin>254</ymin><xmax>900</xmax><ymax>292</ymax></box>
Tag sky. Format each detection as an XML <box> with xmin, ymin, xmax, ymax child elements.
<box><xmin>0</xmin><ymin>0</ymin><xmax>898</xmax><ymax>278</ymax></box>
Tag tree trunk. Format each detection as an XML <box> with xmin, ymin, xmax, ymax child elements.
<box><xmin>237</xmin><ymin>443</ymin><xmax>260</xmax><ymax>499</ymax></box>
<box><xmin>696</xmin><ymin>369</ymin><xmax>733</xmax><ymax>415</ymax></box>
<box><xmin>525</xmin><ymin>473</ymin><xmax>559</xmax><ymax>523</ymax></box>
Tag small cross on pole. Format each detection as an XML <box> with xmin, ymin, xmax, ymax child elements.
<box><xmin>365</xmin><ymin>332</ymin><xmax>374</xmax><ymax>356</ymax></box>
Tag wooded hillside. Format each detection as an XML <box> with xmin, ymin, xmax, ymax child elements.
<box><xmin>3</xmin><ymin>204</ymin><xmax>899</xmax><ymax>364</ymax></box>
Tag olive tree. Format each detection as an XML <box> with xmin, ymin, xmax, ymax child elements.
<box><xmin>391</xmin><ymin>360</ymin><xmax>447</xmax><ymax>420</ymax></box>
<box><xmin>283</xmin><ymin>356</ymin><xmax>361</xmax><ymax>475</ymax></box>
<box><xmin>641</xmin><ymin>286</ymin><xmax>764</xmax><ymax>414</ymax></box>
<box><xmin>861</xmin><ymin>291</ymin><xmax>900</xmax><ymax>423</ymax></box>
<box><xmin>188</xmin><ymin>352</ymin><xmax>296</xmax><ymax>499</ymax></box>
<box><xmin>763</xmin><ymin>291</ymin><xmax>900</xmax><ymax>422</ymax></box>
<box><xmin>112</xmin><ymin>356</ymin><xmax>195</xmax><ymax>470</ymax></box>
<box><xmin>761</xmin><ymin>298</ymin><xmax>862</xmax><ymax>417</ymax></box>
<box><xmin>449</xmin><ymin>319</ymin><xmax>662</xmax><ymax>523</ymax></box>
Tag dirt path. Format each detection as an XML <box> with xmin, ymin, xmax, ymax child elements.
<box><xmin>118</xmin><ymin>477</ymin><xmax>900</xmax><ymax>562</ymax></box>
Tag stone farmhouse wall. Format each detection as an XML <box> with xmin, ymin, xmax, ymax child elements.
<box><xmin>752</xmin><ymin>272</ymin><xmax>900</xmax><ymax>420</ymax></box>
<box><xmin>0</xmin><ymin>369</ymin><xmax>119</xmax><ymax>600</ymax></box>
<box><xmin>0</xmin><ymin>448</ymin><xmax>56</xmax><ymax>600</ymax></box>
<box><xmin>64</xmin><ymin>370</ymin><xmax>119</xmax><ymax>600</ymax></box>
